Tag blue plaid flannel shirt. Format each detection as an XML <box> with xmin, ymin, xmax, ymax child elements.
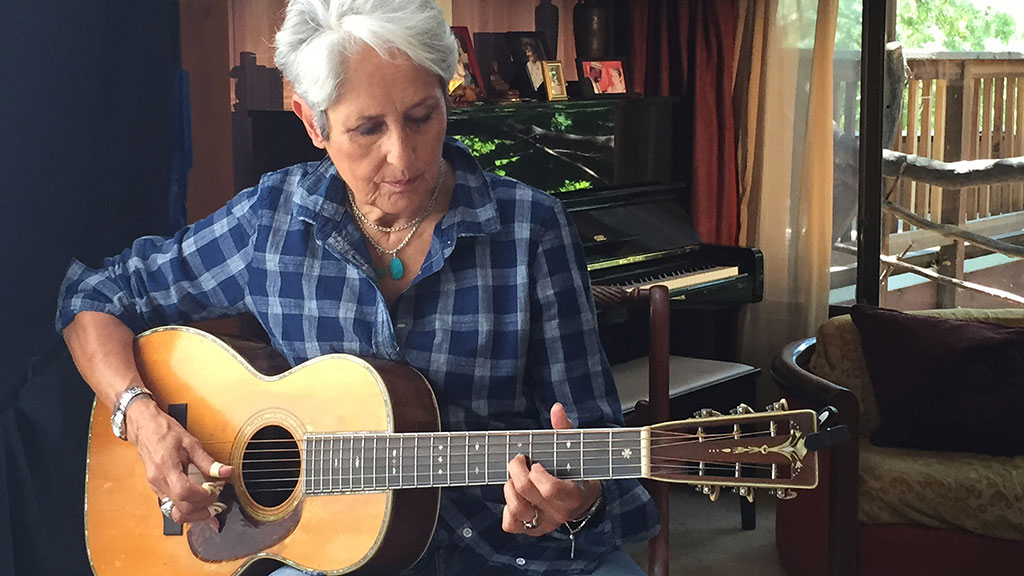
<box><xmin>56</xmin><ymin>138</ymin><xmax>659</xmax><ymax>575</ymax></box>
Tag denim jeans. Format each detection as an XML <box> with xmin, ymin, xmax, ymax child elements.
<box><xmin>267</xmin><ymin>548</ymin><xmax>646</xmax><ymax>576</ymax></box>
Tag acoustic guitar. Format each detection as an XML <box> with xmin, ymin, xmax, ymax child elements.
<box><xmin>85</xmin><ymin>326</ymin><xmax>825</xmax><ymax>575</ymax></box>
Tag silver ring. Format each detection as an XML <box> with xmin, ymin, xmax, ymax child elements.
<box><xmin>159</xmin><ymin>497</ymin><xmax>175</xmax><ymax>519</ymax></box>
<box><xmin>522</xmin><ymin>509</ymin><xmax>539</xmax><ymax>530</ymax></box>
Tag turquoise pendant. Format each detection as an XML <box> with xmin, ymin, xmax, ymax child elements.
<box><xmin>388</xmin><ymin>257</ymin><xmax>404</xmax><ymax>280</ymax></box>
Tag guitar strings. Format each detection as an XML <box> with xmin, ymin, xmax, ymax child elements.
<box><xmin>198</xmin><ymin>426</ymin><xmax>788</xmax><ymax>448</ymax></box>
<box><xmin>238</xmin><ymin>459</ymin><xmax>792</xmax><ymax>493</ymax></box>
<box><xmin>233</xmin><ymin>430</ymin><xmax>790</xmax><ymax>462</ymax></box>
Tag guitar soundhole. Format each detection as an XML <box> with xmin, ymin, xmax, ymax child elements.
<box><xmin>241</xmin><ymin>425</ymin><xmax>300</xmax><ymax>508</ymax></box>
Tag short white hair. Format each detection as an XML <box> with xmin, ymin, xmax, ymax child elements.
<box><xmin>274</xmin><ymin>0</ymin><xmax>458</xmax><ymax>139</ymax></box>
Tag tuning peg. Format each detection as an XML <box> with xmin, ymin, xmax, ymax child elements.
<box><xmin>768</xmin><ymin>488</ymin><xmax>798</xmax><ymax>500</ymax></box>
<box><xmin>729</xmin><ymin>403</ymin><xmax>754</xmax><ymax>415</ymax></box>
<box><xmin>695</xmin><ymin>484</ymin><xmax>720</xmax><ymax>502</ymax></box>
<box><xmin>765</xmin><ymin>399</ymin><xmax>789</xmax><ymax>412</ymax></box>
<box><xmin>733</xmin><ymin>486</ymin><xmax>756</xmax><ymax>503</ymax></box>
<box><xmin>693</xmin><ymin>408</ymin><xmax>723</xmax><ymax>419</ymax></box>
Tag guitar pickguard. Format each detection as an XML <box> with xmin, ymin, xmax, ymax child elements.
<box><xmin>186</xmin><ymin>484</ymin><xmax>302</xmax><ymax>562</ymax></box>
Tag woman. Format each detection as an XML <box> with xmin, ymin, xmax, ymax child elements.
<box><xmin>56</xmin><ymin>1</ymin><xmax>657</xmax><ymax>575</ymax></box>
<box><xmin>607</xmin><ymin>66</ymin><xmax>627</xmax><ymax>94</ymax></box>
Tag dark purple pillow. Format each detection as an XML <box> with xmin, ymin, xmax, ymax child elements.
<box><xmin>850</xmin><ymin>305</ymin><xmax>1024</xmax><ymax>456</ymax></box>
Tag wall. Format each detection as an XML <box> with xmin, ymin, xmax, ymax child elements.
<box><xmin>181</xmin><ymin>0</ymin><xmax>234</xmax><ymax>222</ymax></box>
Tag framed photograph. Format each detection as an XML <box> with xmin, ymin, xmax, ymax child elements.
<box><xmin>448</xmin><ymin>26</ymin><xmax>485</xmax><ymax>105</ymax></box>
<box><xmin>473</xmin><ymin>32</ymin><xmax>520</xmax><ymax>103</ymax></box>
<box><xmin>542</xmin><ymin>61</ymin><xmax>568</xmax><ymax>101</ymax></box>
<box><xmin>578</xmin><ymin>59</ymin><xmax>628</xmax><ymax>97</ymax></box>
<box><xmin>505</xmin><ymin>32</ymin><xmax>551</xmax><ymax>99</ymax></box>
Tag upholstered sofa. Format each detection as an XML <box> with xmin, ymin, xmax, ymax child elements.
<box><xmin>770</xmin><ymin>307</ymin><xmax>1024</xmax><ymax>576</ymax></box>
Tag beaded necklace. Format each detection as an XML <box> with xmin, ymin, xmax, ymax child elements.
<box><xmin>347</xmin><ymin>163</ymin><xmax>444</xmax><ymax>280</ymax></box>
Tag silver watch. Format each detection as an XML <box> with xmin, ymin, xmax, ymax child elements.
<box><xmin>110</xmin><ymin>385</ymin><xmax>153</xmax><ymax>440</ymax></box>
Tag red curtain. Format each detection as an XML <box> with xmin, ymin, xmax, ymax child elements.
<box><xmin>629</xmin><ymin>0</ymin><xmax>739</xmax><ymax>246</ymax></box>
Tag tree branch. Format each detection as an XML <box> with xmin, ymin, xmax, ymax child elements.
<box><xmin>882</xmin><ymin>149</ymin><xmax>1024</xmax><ymax>188</ymax></box>
<box><xmin>884</xmin><ymin>199</ymin><xmax>1024</xmax><ymax>258</ymax></box>
<box><xmin>832</xmin><ymin>242</ymin><xmax>1024</xmax><ymax>305</ymax></box>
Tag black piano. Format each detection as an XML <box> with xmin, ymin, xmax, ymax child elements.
<box><xmin>558</xmin><ymin>183</ymin><xmax>762</xmax><ymax>364</ymax></box>
<box><xmin>562</xmin><ymin>183</ymin><xmax>762</xmax><ymax>304</ymax></box>
<box><xmin>241</xmin><ymin>98</ymin><xmax>761</xmax><ymax>363</ymax></box>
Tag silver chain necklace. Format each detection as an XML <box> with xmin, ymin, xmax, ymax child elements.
<box><xmin>348</xmin><ymin>163</ymin><xmax>445</xmax><ymax>280</ymax></box>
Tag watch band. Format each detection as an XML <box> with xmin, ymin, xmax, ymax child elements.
<box><xmin>110</xmin><ymin>385</ymin><xmax>153</xmax><ymax>440</ymax></box>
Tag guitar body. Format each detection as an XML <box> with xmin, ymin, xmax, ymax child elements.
<box><xmin>85</xmin><ymin>326</ymin><xmax>442</xmax><ymax>576</ymax></box>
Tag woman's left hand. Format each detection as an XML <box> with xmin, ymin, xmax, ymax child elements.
<box><xmin>502</xmin><ymin>403</ymin><xmax>603</xmax><ymax>536</ymax></box>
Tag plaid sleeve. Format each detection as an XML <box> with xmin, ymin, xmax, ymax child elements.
<box><xmin>55</xmin><ymin>185</ymin><xmax>265</xmax><ymax>334</ymax></box>
<box><xmin>527</xmin><ymin>197</ymin><xmax>660</xmax><ymax>548</ymax></box>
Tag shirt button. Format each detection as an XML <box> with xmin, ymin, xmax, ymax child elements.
<box><xmin>515</xmin><ymin>558</ymin><xmax>526</xmax><ymax>566</ymax></box>
<box><xmin>396</xmin><ymin>323</ymin><xmax>407</xmax><ymax>329</ymax></box>
<box><xmin>462</xmin><ymin>527</ymin><xmax>473</xmax><ymax>538</ymax></box>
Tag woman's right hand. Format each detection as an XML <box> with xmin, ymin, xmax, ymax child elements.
<box><xmin>125</xmin><ymin>398</ymin><xmax>234</xmax><ymax>525</ymax></box>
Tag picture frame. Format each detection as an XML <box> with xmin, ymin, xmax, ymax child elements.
<box><xmin>577</xmin><ymin>59</ymin><xmax>628</xmax><ymax>98</ymax></box>
<box><xmin>448</xmin><ymin>26</ymin><xmax>486</xmax><ymax>105</ymax></box>
<box><xmin>505</xmin><ymin>31</ymin><xmax>551</xmax><ymax>99</ymax></box>
<box><xmin>542</xmin><ymin>61</ymin><xmax>568</xmax><ymax>101</ymax></box>
<box><xmin>473</xmin><ymin>32</ymin><xmax>520</xmax><ymax>103</ymax></box>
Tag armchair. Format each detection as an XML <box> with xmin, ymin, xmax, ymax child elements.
<box><xmin>770</xmin><ymin>308</ymin><xmax>1024</xmax><ymax>576</ymax></box>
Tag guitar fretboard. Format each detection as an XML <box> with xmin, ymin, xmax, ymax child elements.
<box><xmin>302</xmin><ymin>429</ymin><xmax>644</xmax><ymax>494</ymax></box>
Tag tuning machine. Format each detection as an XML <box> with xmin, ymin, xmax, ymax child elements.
<box><xmin>729</xmin><ymin>403</ymin><xmax>755</xmax><ymax>415</ymax></box>
<box><xmin>765</xmin><ymin>398</ymin><xmax>789</xmax><ymax>412</ymax></box>
<box><xmin>768</xmin><ymin>488</ymin><xmax>798</xmax><ymax>500</ymax></box>
<box><xmin>732</xmin><ymin>486</ymin><xmax>756</xmax><ymax>503</ymax></box>
<box><xmin>695</xmin><ymin>484</ymin><xmax>721</xmax><ymax>502</ymax></box>
<box><xmin>693</xmin><ymin>408</ymin><xmax>723</xmax><ymax>419</ymax></box>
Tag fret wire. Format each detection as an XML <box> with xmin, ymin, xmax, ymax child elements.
<box><xmin>329</xmin><ymin>436</ymin><xmax>335</xmax><ymax>493</ymax></box>
<box><xmin>528</xmin><ymin>430</ymin><xmax>533</xmax><ymax>471</ymax></box>
<box><xmin>580</xmin><ymin>430</ymin><xmax>585</xmax><ymax>479</ymax></box>
<box><xmin>302</xmin><ymin>436</ymin><xmax>308</xmax><ymax>494</ymax></box>
<box><xmin>315</xmin><ymin>436</ymin><xmax>321</xmax><ymax>494</ymax></box>
<box><xmin>602</xmin><ymin>428</ymin><xmax>610</xmax><ymax>477</ymax></box>
<box><xmin>465</xmin><ymin>433</ymin><xmax>470</xmax><ymax>486</ymax></box>
<box><xmin>446</xmin><ymin>433</ymin><xmax>451</xmax><ymax>487</ymax></box>
<box><xmin>553</xmin><ymin>429</ymin><xmax>557</xmax><ymax>476</ymax></box>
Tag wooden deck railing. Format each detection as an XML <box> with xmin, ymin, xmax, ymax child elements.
<box><xmin>836</xmin><ymin>51</ymin><xmax>1024</xmax><ymax>229</ymax></box>
<box><xmin>832</xmin><ymin>50</ymin><xmax>1024</xmax><ymax>307</ymax></box>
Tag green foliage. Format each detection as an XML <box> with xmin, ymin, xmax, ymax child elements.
<box><xmin>834</xmin><ymin>0</ymin><xmax>1020</xmax><ymax>52</ymax></box>
<box><xmin>835</xmin><ymin>0</ymin><xmax>863</xmax><ymax>50</ymax></box>
<box><xmin>896</xmin><ymin>0</ymin><xmax>1016</xmax><ymax>51</ymax></box>
<box><xmin>550</xmin><ymin>112</ymin><xmax>572</xmax><ymax>132</ymax></box>
<box><xmin>557</xmin><ymin>180</ymin><xmax>592</xmax><ymax>193</ymax></box>
<box><xmin>451</xmin><ymin>135</ymin><xmax>513</xmax><ymax>156</ymax></box>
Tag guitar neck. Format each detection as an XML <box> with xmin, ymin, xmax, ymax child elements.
<box><xmin>301</xmin><ymin>428</ymin><xmax>644</xmax><ymax>494</ymax></box>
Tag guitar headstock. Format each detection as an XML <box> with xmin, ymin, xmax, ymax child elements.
<box><xmin>647</xmin><ymin>399</ymin><xmax>820</xmax><ymax>501</ymax></box>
